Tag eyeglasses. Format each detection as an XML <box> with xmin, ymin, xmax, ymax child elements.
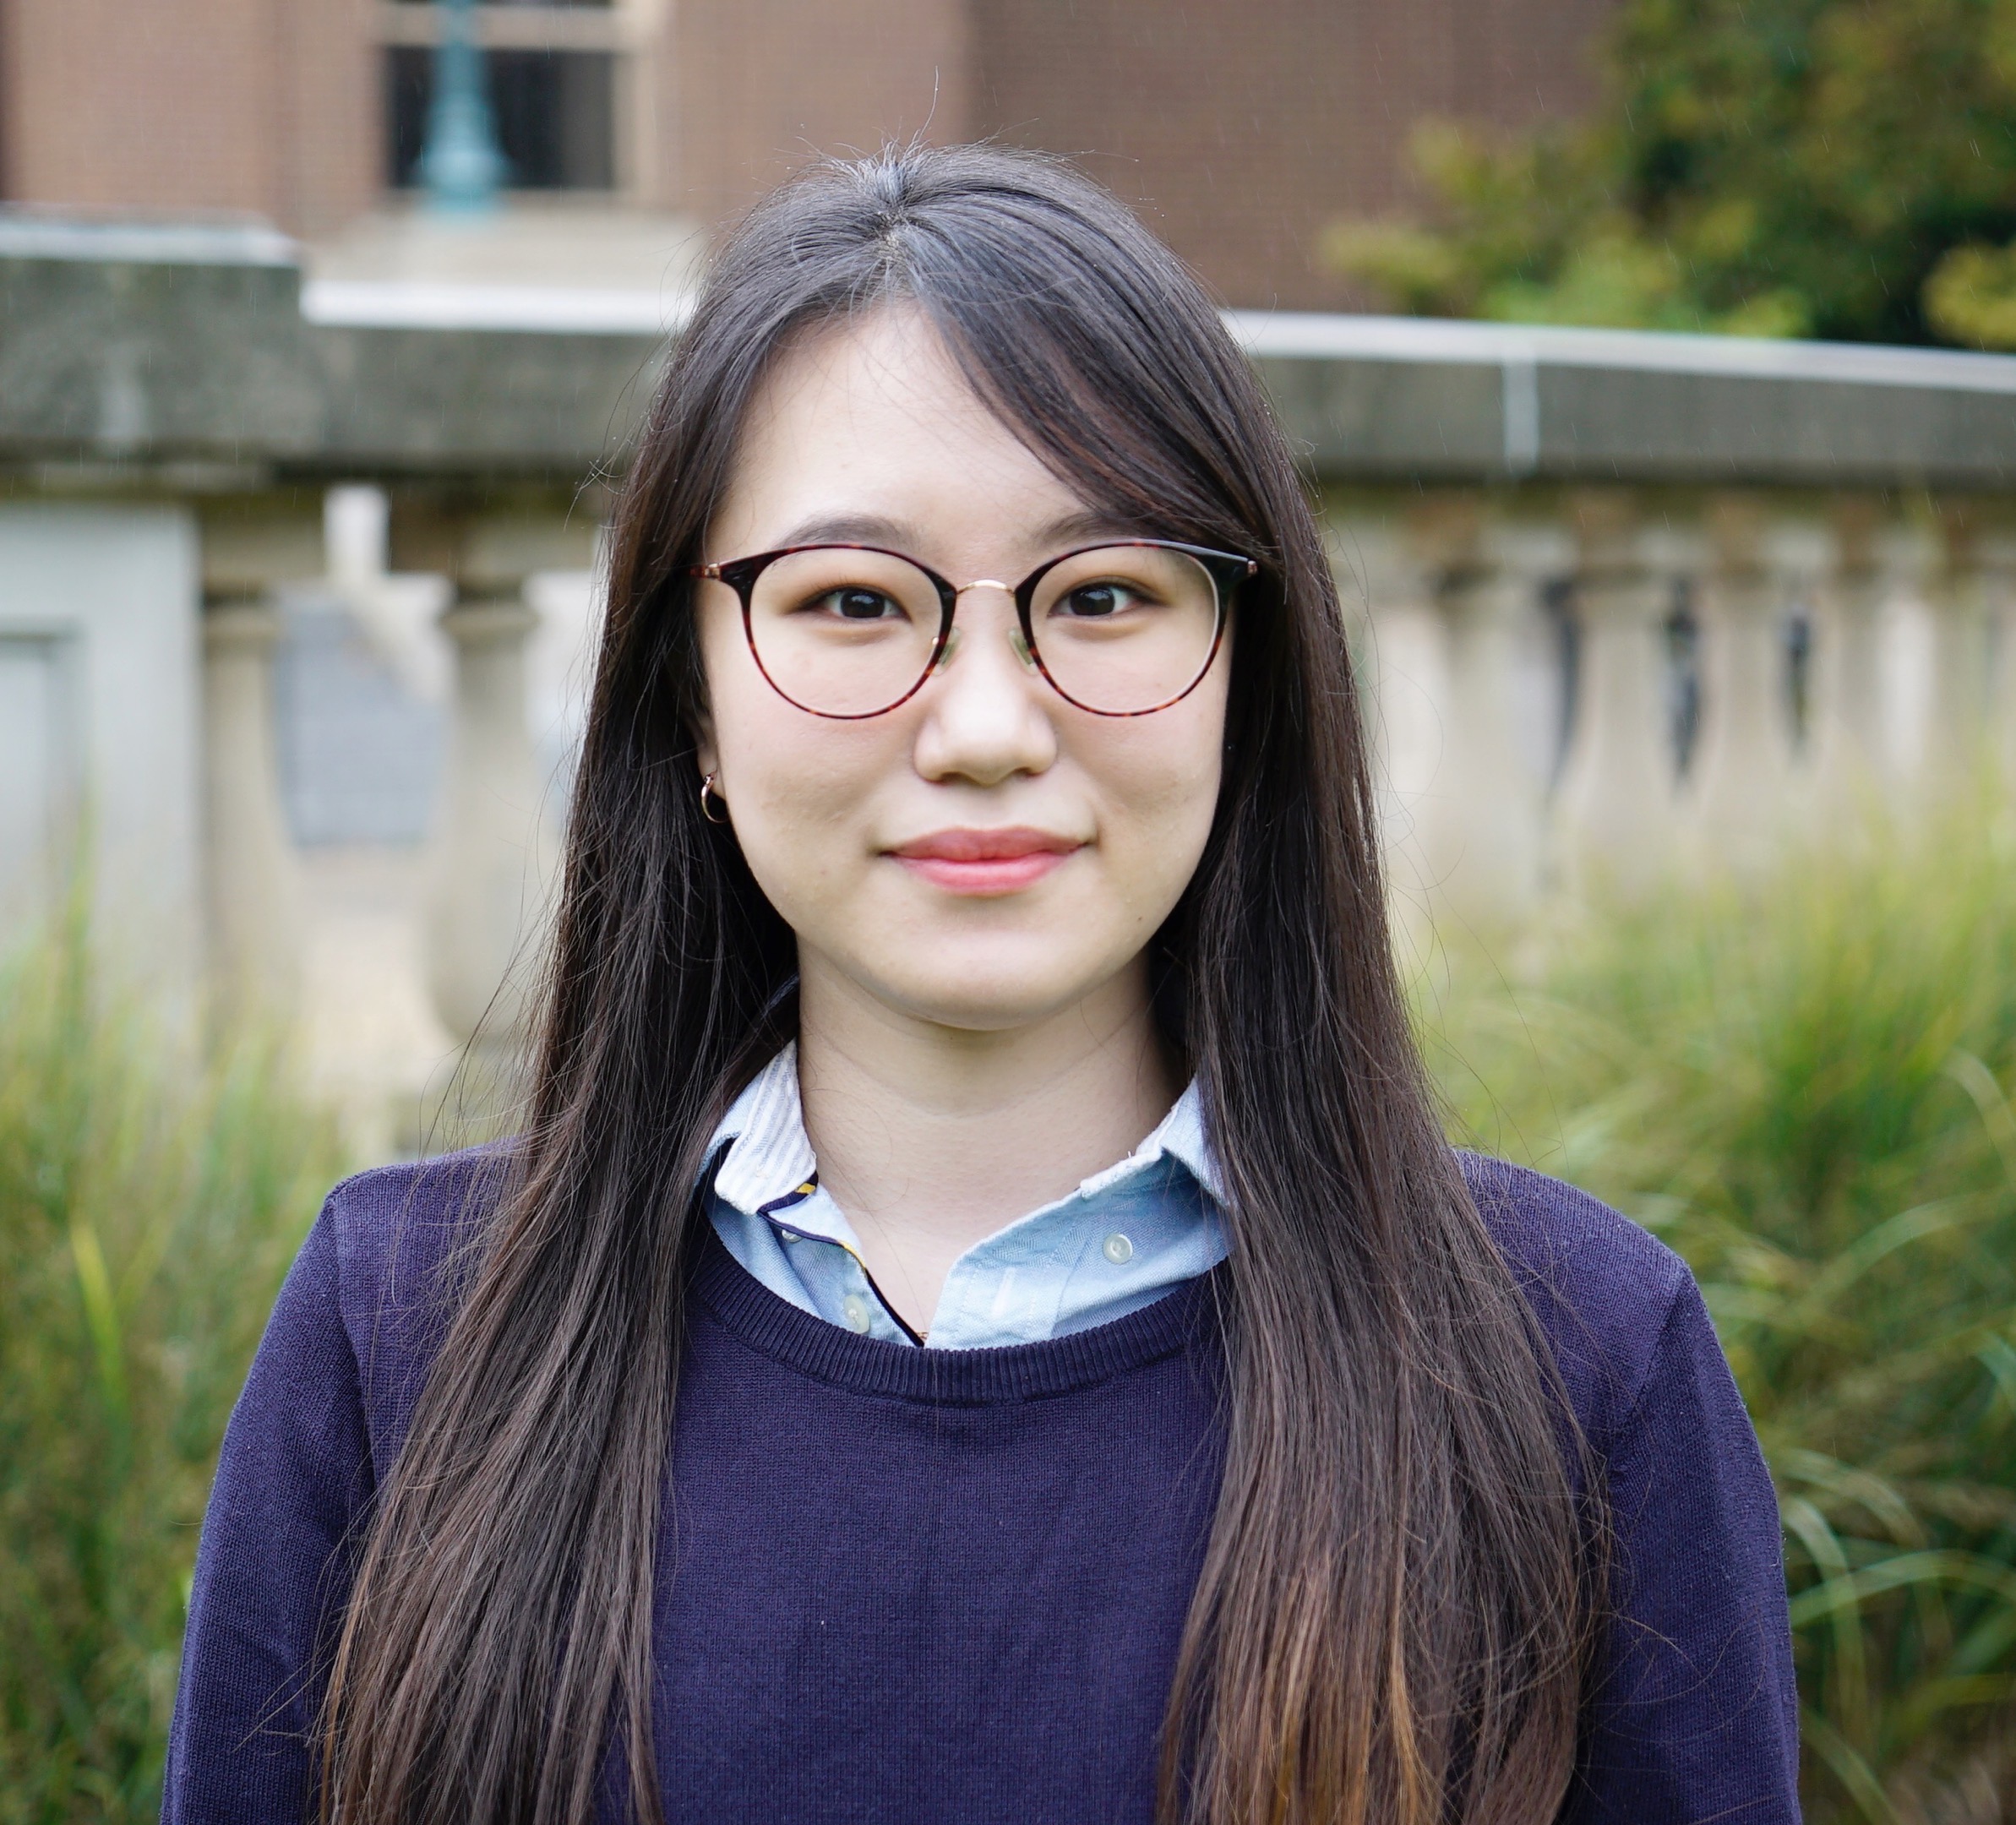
<box><xmin>689</xmin><ymin>540</ymin><xmax>1256</xmax><ymax>720</ymax></box>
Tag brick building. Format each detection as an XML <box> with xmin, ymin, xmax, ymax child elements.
<box><xmin>0</xmin><ymin>0</ymin><xmax>1616</xmax><ymax>310</ymax></box>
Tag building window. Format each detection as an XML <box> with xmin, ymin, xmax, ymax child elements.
<box><xmin>386</xmin><ymin>45</ymin><xmax>616</xmax><ymax>190</ymax></box>
<box><xmin>387</xmin><ymin>1</ymin><xmax>613</xmax><ymax>9</ymax></box>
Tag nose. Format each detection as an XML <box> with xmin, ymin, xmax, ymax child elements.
<box><xmin>909</xmin><ymin>586</ymin><xmax>1057</xmax><ymax>787</ymax></box>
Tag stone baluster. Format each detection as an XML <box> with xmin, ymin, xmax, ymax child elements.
<box><xmin>1932</xmin><ymin>506</ymin><xmax>2009</xmax><ymax>790</ymax></box>
<box><xmin>390</xmin><ymin>496</ymin><xmax>597</xmax><ymax>1055</ymax></box>
<box><xmin>1872</xmin><ymin>521</ymin><xmax>1948</xmax><ymax>796</ymax></box>
<box><xmin>1968</xmin><ymin>526</ymin><xmax>2016</xmax><ymax>793</ymax></box>
<box><xmin>1876</xmin><ymin>520</ymin><xmax>1952</xmax><ymax>798</ymax></box>
<box><xmin>197</xmin><ymin>497</ymin><xmax>319</xmax><ymax>1021</ymax></box>
<box><xmin>1329</xmin><ymin>504</ymin><xmax>1467</xmax><ymax>950</ymax></box>
<box><xmin>1438</xmin><ymin>520</ymin><xmax>1572</xmax><ymax>922</ymax></box>
<box><xmin>1551</xmin><ymin>493</ymin><xmax>1695</xmax><ymax>896</ymax></box>
<box><xmin>1806</xmin><ymin>498</ymin><xmax>1892</xmax><ymax>811</ymax></box>
<box><xmin>1687</xmin><ymin>498</ymin><xmax>1812</xmax><ymax>874</ymax></box>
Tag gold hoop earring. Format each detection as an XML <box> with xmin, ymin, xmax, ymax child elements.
<box><xmin>699</xmin><ymin>773</ymin><xmax>730</xmax><ymax>825</ymax></box>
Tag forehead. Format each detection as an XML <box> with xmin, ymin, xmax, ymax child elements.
<box><xmin>708</xmin><ymin>305</ymin><xmax>1095</xmax><ymax>568</ymax></box>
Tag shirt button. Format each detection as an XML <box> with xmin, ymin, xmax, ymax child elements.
<box><xmin>842</xmin><ymin>1294</ymin><xmax>872</xmax><ymax>1332</ymax></box>
<box><xmin>1102</xmin><ymin>1233</ymin><xmax>1134</xmax><ymax>1265</ymax></box>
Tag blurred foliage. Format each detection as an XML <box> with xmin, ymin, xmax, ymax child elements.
<box><xmin>0</xmin><ymin>918</ymin><xmax>343</xmax><ymax>1824</ymax></box>
<box><xmin>15</xmin><ymin>806</ymin><xmax>2016</xmax><ymax>1819</ymax></box>
<box><xmin>1421</xmin><ymin>804</ymin><xmax>2016</xmax><ymax>1821</ymax></box>
<box><xmin>1324</xmin><ymin>0</ymin><xmax>2016</xmax><ymax>347</ymax></box>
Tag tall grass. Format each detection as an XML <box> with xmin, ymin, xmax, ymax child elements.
<box><xmin>1421</xmin><ymin>810</ymin><xmax>2016</xmax><ymax>1823</ymax></box>
<box><xmin>9</xmin><ymin>824</ymin><xmax>2016</xmax><ymax>1822</ymax></box>
<box><xmin>0</xmin><ymin>924</ymin><xmax>343</xmax><ymax>1824</ymax></box>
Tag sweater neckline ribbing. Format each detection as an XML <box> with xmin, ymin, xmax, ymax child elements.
<box><xmin>689</xmin><ymin>1225</ymin><xmax>1226</xmax><ymax>1404</ymax></box>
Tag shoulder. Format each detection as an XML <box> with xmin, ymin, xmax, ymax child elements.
<box><xmin>315</xmin><ymin>1144</ymin><xmax>515</xmax><ymax>1441</ymax></box>
<box><xmin>320</xmin><ymin>1143</ymin><xmax>512</xmax><ymax>1285</ymax></box>
<box><xmin>1458</xmin><ymin>1157</ymin><xmax>1800</xmax><ymax>1808</ymax></box>
<box><xmin>1457</xmin><ymin>1152</ymin><xmax>1699</xmax><ymax>1451</ymax></box>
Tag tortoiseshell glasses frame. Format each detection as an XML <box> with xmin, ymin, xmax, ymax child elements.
<box><xmin>689</xmin><ymin>538</ymin><xmax>1257</xmax><ymax>720</ymax></box>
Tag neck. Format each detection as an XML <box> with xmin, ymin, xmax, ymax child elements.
<box><xmin>794</xmin><ymin>955</ymin><xmax>1179</xmax><ymax>1333</ymax></box>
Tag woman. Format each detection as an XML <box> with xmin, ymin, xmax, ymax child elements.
<box><xmin>165</xmin><ymin>145</ymin><xmax>1797</xmax><ymax>1825</ymax></box>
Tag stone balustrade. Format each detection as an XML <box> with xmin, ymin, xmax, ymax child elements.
<box><xmin>1347</xmin><ymin>486</ymin><xmax>2016</xmax><ymax>937</ymax></box>
<box><xmin>387</xmin><ymin>492</ymin><xmax>600</xmax><ymax>1054</ymax></box>
<box><xmin>196</xmin><ymin>494</ymin><xmax>322</xmax><ymax>1018</ymax></box>
<box><xmin>18</xmin><ymin>225</ymin><xmax>2016</xmax><ymax>1104</ymax></box>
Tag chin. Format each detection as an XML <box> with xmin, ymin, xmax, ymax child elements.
<box><xmin>873</xmin><ymin>954</ymin><xmax>1110</xmax><ymax>1032</ymax></box>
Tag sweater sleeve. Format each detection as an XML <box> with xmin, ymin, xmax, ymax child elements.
<box><xmin>163</xmin><ymin>1202</ymin><xmax>374</xmax><ymax>1825</ymax></box>
<box><xmin>1567</xmin><ymin>1273</ymin><xmax>1801</xmax><ymax>1823</ymax></box>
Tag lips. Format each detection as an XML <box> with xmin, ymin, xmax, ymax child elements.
<box><xmin>888</xmin><ymin>826</ymin><xmax>1086</xmax><ymax>896</ymax></box>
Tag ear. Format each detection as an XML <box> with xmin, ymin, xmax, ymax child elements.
<box><xmin>691</xmin><ymin>705</ymin><xmax>720</xmax><ymax>782</ymax></box>
<box><xmin>687</xmin><ymin>630</ymin><xmax>720</xmax><ymax>780</ymax></box>
<box><xmin>687</xmin><ymin>577</ymin><xmax>724</xmax><ymax>781</ymax></box>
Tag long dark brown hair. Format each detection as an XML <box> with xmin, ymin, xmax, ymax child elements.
<box><xmin>319</xmin><ymin>144</ymin><xmax>1595</xmax><ymax>1825</ymax></box>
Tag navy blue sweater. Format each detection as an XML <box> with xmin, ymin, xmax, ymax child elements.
<box><xmin>163</xmin><ymin>1150</ymin><xmax>1800</xmax><ymax>1823</ymax></box>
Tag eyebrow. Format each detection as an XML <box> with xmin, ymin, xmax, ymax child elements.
<box><xmin>770</xmin><ymin>512</ymin><xmax>915</xmax><ymax>549</ymax></box>
<box><xmin>764</xmin><ymin>507</ymin><xmax>1144</xmax><ymax>558</ymax></box>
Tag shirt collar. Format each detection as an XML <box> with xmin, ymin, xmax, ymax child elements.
<box><xmin>706</xmin><ymin>1042</ymin><xmax>1224</xmax><ymax>1219</ymax></box>
<box><xmin>711</xmin><ymin>1042</ymin><xmax>820</xmax><ymax>1216</ymax></box>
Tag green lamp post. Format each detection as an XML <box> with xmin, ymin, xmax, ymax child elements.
<box><xmin>419</xmin><ymin>0</ymin><xmax>506</xmax><ymax>215</ymax></box>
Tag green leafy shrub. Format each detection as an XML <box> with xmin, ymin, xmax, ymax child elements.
<box><xmin>1422</xmin><ymin>814</ymin><xmax>2016</xmax><ymax>1822</ymax></box>
<box><xmin>1324</xmin><ymin>0</ymin><xmax>2016</xmax><ymax>349</ymax></box>
<box><xmin>0</xmin><ymin>927</ymin><xmax>343</xmax><ymax>1824</ymax></box>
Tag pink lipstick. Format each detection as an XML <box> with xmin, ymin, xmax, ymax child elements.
<box><xmin>888</xmin><ymin>826</ymin><xmax>1085</xmax><ymax>896</ymax></box>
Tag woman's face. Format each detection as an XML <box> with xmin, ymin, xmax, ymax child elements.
<box><xmin>694</xmin><ymin>306</ymin><xmax>1232</xmax><ymax>1034</ymax></box>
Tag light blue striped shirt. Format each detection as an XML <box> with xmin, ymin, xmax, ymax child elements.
<box><xmin>706</xmin><ymin>1043</ymin><xmax>1228</xmax><ymax>1348</ymax></box>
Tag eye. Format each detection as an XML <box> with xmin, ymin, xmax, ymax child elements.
<box><xmin>813</xmin><ymin>586</ymin><xmax>905</xmax><ymax>622</ymax></box>
<box><xmin>1055</xmin><ymin>580</ymin><xmax>1146</xmax><ymax>619</ymax></box>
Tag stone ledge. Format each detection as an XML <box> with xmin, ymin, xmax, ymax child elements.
<box><xmin>12</xmin><ymin>226</ymin><xmax>2016</xmax><ymax>488</ymax></box>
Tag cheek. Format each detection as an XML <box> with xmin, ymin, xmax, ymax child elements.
<box><xmin>1079</xmin><ymin>696</ymin><xmax>1227</xmax><ymax>912</ymax></box>
<box><xmin>701</xmin><ymin>602</ymin><xmax>842</xmax><ymax>808</ymax></box>
<box><xmin>703</xmin><ymin>656</ymin><xmax>892</xmax><ymax>912</ymax></box>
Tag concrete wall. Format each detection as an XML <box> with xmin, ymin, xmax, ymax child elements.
<box><xmin>30</xmin><ymin>236</ymin><xmax>2016</xmax><ymax>491</ymax></box>
<box><xmin>0</xmin><ymin>502</ymin><xmax>201</xmax><ymax>978</ymax></box>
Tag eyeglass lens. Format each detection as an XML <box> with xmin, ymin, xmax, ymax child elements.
<box><xmin>744</xmin><ymin>544</ymin><xmax>1223</xmax><ymax>717</ymax></box>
